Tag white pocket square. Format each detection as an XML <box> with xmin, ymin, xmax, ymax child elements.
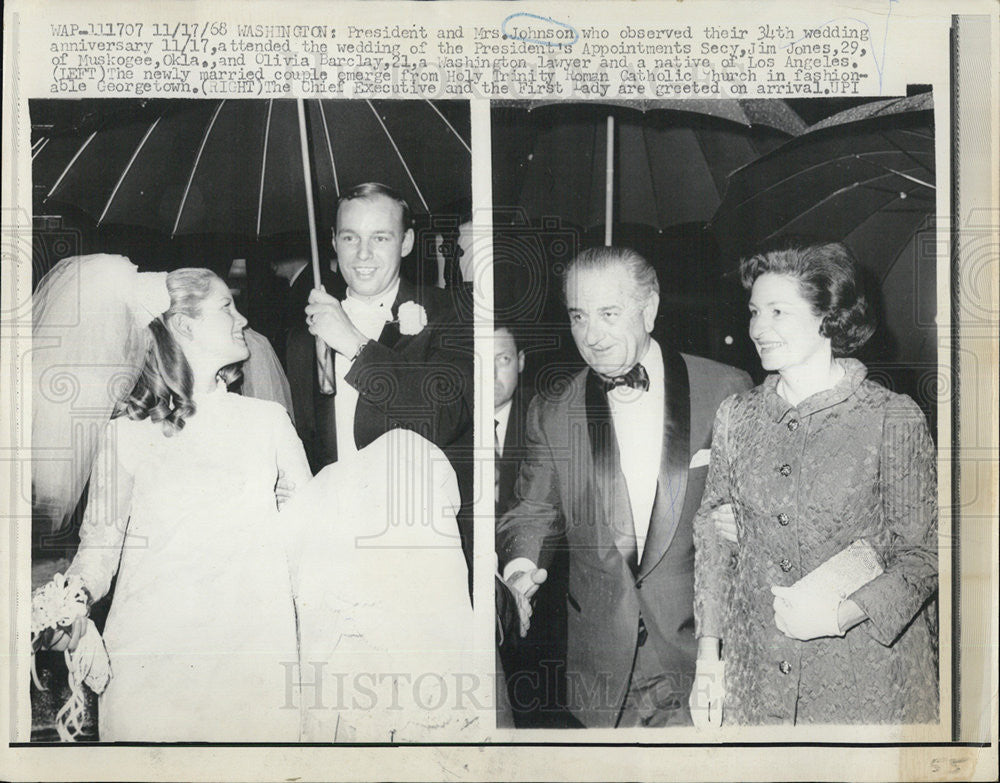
<box><xmin>689</xmin><ymin>449</ymin><xmax>711</xmax><ymax>469</ymax></box>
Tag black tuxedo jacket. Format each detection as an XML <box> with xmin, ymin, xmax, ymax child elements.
<box><xmin>299</xmin><ymin>278</ymin><xmax>474</xmax><ymax>569</ymax></box>
<box><xmin>496</xmin><ymin>384</ymin><xmax>534</xmax><ymax>518</ymax></box>
<box><xmin>283</xmin><ymin>266</ymin><xmax>343</xmax><ymax>469</ymax></box>
<box><xmin>497</xmin><ymin>346</ymin><xmax>751</xmax><ymax>727</ymax></box>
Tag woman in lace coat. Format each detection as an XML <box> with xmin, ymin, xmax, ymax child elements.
<box><xmin>690</xmin><ymin>242</ymin><xmax>938</xmax><ymax>726</ymax></box>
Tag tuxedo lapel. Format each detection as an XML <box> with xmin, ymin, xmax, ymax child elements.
<box><xmin>376</xmin><ymin>318</ymin><xmax>402</xmax><ymax>349</ymax></box>
<box><xmin>320</xmin><ymin>278</ymin><xmax>426</xmax><ymax>464</ymax></box>
<box><xmin>343</xmin><ymin>278</ymin><xmax>413</xmax><ymax>451</ymax></box>
<box><xmin>637</xmin><ymin>347</ymin><xmax>690</xmax><ymax>578</ymax></box>
<box><xmin>584</xmin><ymin>370</ymin><xmax>639</xmax><ymax>574</ymax></box>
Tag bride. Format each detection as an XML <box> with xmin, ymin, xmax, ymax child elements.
<box><xmin>32</xmin><ymin>255</ymin><xmax>478</xmax><ymax>742</ymax></box>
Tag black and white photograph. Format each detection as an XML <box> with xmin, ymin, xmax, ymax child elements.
<box><xmin>26</xmin><ymin>97</ymin><xmax>482</xmax><ymax>742</ymax></box>
<box><xmin>1</xmin><ymin>1</ymin><xmax>997</xmax><ymax>781</ymax></box>
<box><xmin>492</xmin><ymin>95</ymin><xmax>942</xmax><ymax>729</ymax></box>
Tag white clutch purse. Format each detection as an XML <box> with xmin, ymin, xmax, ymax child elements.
<box><xmin>793</xmin><ymin>539</ymin><xmax>884</xmax><ymax>599</ymax></box>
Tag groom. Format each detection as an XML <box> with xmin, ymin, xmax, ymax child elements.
<box><xmin>303</xmin><ymin>183</ymin><xmax>474</xmax><ymax>572</ymax></box>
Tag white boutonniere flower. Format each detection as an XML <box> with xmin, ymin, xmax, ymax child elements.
<box><xmin>397</xmin><ymin>301</ymin><xmax>428</xmax><ymax>335</ymax></box>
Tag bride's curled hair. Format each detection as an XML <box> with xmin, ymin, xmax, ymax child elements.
<box><xmin>116</xmin><ymin>268</ymin><xmax>242</xmax><ymax>435</ymax></box>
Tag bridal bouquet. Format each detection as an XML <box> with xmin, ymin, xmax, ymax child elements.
<box><xmin>31</xmin><ymin>572</ymin><xmax>88</xmax><ymax>647</ymax></box>
<box><xmin>31</xmin><ymin>573</ymin><xmax>111</xmax><ymax>741</ymax></box>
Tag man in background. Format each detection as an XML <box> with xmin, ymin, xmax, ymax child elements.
<box><xmin>494</xmin><ymin>323</ymin><xmax>574</xmax><ymax>727</ymax></box>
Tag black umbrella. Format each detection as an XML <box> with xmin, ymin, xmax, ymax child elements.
<box><xmin>33</xmin><ymin>98</ymin><xmax>472</xmax><ymax>393</ymax></box>
<box><xmin>710</xmin><ymin>93</ymin><xmax>937</xmax><ymax>398</ymax></box>
<box><xmin>33</xmin><ymin>98</ymin><xmax>471</xmax><ymax>238</ymax></box>
<box><xmin>711</xmin><ymin>94</ymin><xmax>934</xmax><ymax>272</ymax></box>
<box><xmin>493</xmin><ymin>99</ymin><xmax>805</xmax><ymax>245</ymax></box>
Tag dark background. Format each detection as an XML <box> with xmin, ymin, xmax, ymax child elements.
<box><xmin>490</xmin><ymin>97</ymin><xmax>939</xmax><ymax>425</ymax></box>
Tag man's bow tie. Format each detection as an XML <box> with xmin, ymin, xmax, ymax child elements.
<box><xmin>599</xmin><ymin>363</ymin><xmax>650</xmax><ymax>392</ymax></box>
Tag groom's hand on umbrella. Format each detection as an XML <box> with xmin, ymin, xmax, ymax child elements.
<box><xmin>305</xmin><ymin>288</ymin><xmax>367</xmax><ymax>358</ymax></box>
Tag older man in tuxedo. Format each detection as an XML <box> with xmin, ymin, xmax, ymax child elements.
<box><xmin>304</xmin><ymin>183</ymin><xmax>474</xmax><ymax>572</ymax></box>
<box><xmin>497</xmin><ymin>246</ymin><xmax>751</xmax><ymax>727</ymax></box>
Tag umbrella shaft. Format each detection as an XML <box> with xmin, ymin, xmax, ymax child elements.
<box><xmin>316</xmin><ymin>337</ymin><xmax>335</xmax><ymax>395</ymax></box>
<box><xmin>605</xmin><ymin>115</ymin><xmax>614</xmax><ymax>247</ymax></box>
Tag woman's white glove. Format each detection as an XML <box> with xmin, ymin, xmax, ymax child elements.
<box><xmin>689</xmin><ymin>657</ymin><xmax>725</xmax><ymax>729</ymax></box>
<box><xmin>771</xmin><ymin>584</ymin><xmax>845</xmax><ymax>640</ymax></box>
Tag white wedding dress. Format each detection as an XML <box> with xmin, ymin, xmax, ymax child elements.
<box><xmin>286</xmin><ymin>430</ymin><xmax>480</xmax><ymax>742</ymax></box>
<box><xmin>67</xmin><ymin>386</ymin><xmax>476</xmax><ymax>742</ymax></box>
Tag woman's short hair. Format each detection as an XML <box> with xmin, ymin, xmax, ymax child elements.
<box><xmin>118</xmin><ymin>268</ymin><xmax>242</xmax><ymax>435</ymax></box>
<box><xmin>739</xmin><ymin>241</ymin><xmax>875</xmax><ymax>356</ymax></box>
<box><xmin>563</xmin><ymin>246</ymin><xmax>660</xmax><ymax>305</ymax></box>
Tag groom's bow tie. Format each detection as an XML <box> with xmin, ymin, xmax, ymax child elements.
<box><xmin>599</xmin><ymin>363</ymin><xmax>650</xmax><ymax>393</ymax></box>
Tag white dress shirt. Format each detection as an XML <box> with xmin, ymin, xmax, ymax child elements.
<box><xmin>334</xmin><ymin>280</ymin><xmax>400</xmax><ymax>458</ymax></box>
<box><xmin>607</xmin><ymin>339</ymin><xmax>665</xmax><ymax>559</ymax></box>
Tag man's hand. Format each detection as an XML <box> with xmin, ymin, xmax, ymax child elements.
<box><xmin>275</xmin><ymin>469</ymin><xmax>296</xmax><ymax>511</ymax></box>
<box><xmin>504</xmin><ymin>568</ymin><xmax>548</xmax><ymax>637</ymax></box>
<box><xmin>711</xmin><ymin>503</ymin><xmax>738</xmax><ymax>544</ymax></box>
<box><xmin>305</xmin><ymin>288</ymin><xmax>368</xmax><ymax>358</ymax></box>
